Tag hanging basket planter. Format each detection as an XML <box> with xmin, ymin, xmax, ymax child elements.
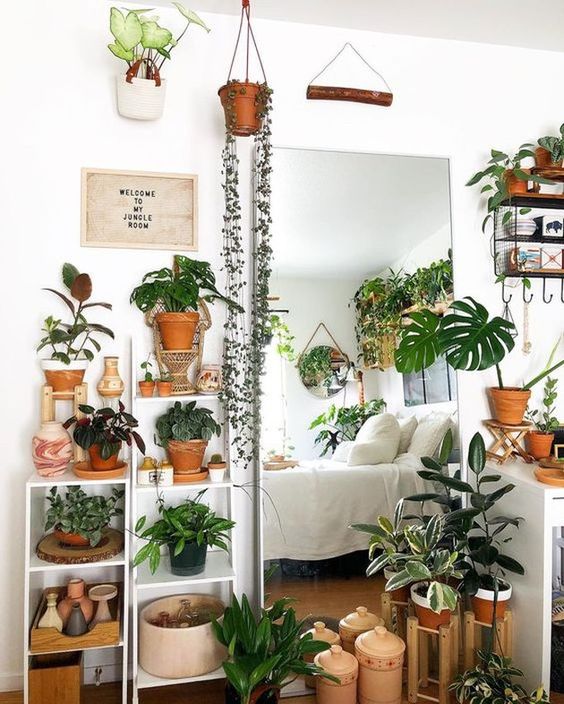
<box><xmin>116</xmin><ymin>60</ymin><xmax>166</xmax><ymax>121</ymax></box>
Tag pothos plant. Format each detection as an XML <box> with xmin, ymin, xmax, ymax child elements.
<box><xmin>221</xmin><ymin>84</ymin><xmax>273</xmax><ymax>468</ymax></box>
<box><xmin>263</xmin><ymin>314</ymin><xmax>296</xmax><ymax>361</ymax></box>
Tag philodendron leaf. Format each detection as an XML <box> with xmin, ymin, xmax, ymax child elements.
<box><xmin>109</xmin><ymin>42</ymin><xmax>134</xmax><ymax>61</ymax></box>
<box><xmin>172</xmin><ymin>2</ymin><xmax>211</xmax><ymax>32</ymax></box>
<box><xmin>110</xmin><ymin>8</ymin><xmax>143</xmax><ymax>51</ymax></box>
<box><xmin>141</xmin><ymin>21</ymin><xmax>173</xmax><ymax>50</ymax></box>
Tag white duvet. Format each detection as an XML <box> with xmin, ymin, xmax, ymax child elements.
<box><xmin>262</xmin><ymin>453</ymin><xmax>434</xmax><ymax>561</ymax></box>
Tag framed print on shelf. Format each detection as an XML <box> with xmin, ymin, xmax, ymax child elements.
<box><xmin>81</xmin><ymin>168</ymin><xmax>198</xmax><ymax>251</ymax></box>
<box><xmin>542</xmin><ymin>215</ymin><xmax>564</xmax><ymax>239</ymax></box>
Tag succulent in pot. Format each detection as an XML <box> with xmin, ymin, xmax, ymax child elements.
<box><xmin>37</xmin><ymin>263</ymin><xmax>114</xmax><ymax>399</ymax></box>
<box><xmin>64</xmin><ymin>402</ymin><xmax>146</xmax><ymax>471</ymax></box>
<box><xmin>45</xmin><ymin>486</ymin><xmax>124</xmax><ymax>547</ymax></box>
<box><xmin>156</xmin><ymin>371</ymin><xmax>173</xmax><ymax>397</ymax></box>
<box><xmin>130</xmin><ymin>256</ymin><xmax>242</xmax><ymax>351</ymax></box>
<box><xmin>156</xmin><ymin>400</ymin><xmax>221</xmax><ymax>474</ymax></box>
<box><xmin>138</xmin><ymin>355</ymin><xmax>155</xmax><ymax>397</ymax></box>
<box><xmin>208</xmin><ymin>453</ymin><xmax>227</xmax><ymax>483</ymax></box>
<box><xmin>525</xmin><ymin>377</ymin><xmax>559</xmax><ymax>460</ymax></box>
<box><xmin>133</xmin><ymin>491</ymin><xmax>234</xmax><ymax>576</ymax></box>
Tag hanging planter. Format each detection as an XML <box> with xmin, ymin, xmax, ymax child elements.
<box><xmin>117</xmin><ymin>59</ymin><xmax>167</xmax><ymax>121</ymax></box>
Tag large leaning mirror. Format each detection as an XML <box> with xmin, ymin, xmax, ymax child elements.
<box><xmin>258</xmin><ymin>147</ymin><xmax>458</xmax><ymax>691</ymax></box>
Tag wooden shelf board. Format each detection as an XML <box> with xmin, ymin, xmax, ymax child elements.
<box><xmin>137</xmin><ymin>664</ymin><xmax>225</xmax><ymax>689</ymax></box>
<box><xmin>501</xmin><ymin>193</ymin><xmax>564</xmax><ymax>209</ymax></box>
<box><xmin>135</xmin><ymin>393</ymin><xmax>220</xmax><ymax>403</ymax></box>
<box><xmin>29</xmin><ymin>551</ymin><xmax>126</xmax><ymax>572</ymax></box>
<box><xmin>27</xmin><ymin>468</ymin><xmax>130</xmax><ymax>488</ymax></box>
<box><xmin>28</xmin><ymin>640</ymin><xmax>124</xmax><ymax>657</ymax></box>
<box><xmin>136</xmin><ymin>551</ymin><xmax>235</xmax><ymax>590</ymax></box>
<box><xmin>136</xmin><ymin>478</ymin><xmax>233</xmax><ymax>493</ymax></box>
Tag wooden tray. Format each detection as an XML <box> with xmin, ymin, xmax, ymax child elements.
<box><xmin>534</xmin><ymin>468</ymin><xmax>564</xmax><ymax>486</ymax></box>
<box><xmin>36</xmin><ymin>528</ymin><xmax>124</xmax><ymax>565</ymax></box>
<box><xmin>263</xmin><ymin>460</ymin><xmax>299</xmax><ymax>471</ymax></box>
<box><xmin>30</xmin><ymin>582</ymin><xmax>121</xmax><ymax>654</ymax></box>
<box><xmin>173</xmin><ymin>469</ymin><xmax>209</xmax><ymax>483</ymax></box>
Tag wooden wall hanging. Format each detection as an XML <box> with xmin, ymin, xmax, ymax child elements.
<box><xmin>306</xmin><ymin>42</ymin><xmax>393</xmax><ymax>106</ymax></box>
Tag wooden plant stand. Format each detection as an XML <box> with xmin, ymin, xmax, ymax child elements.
<box><xmin>381</xmin><ymin>592</ymin><xmax>412</xmax><ymax>643</ymax></box>
<box><xmin>483</xmin><ymin>419</ymin><xmax>534</xmax><ymax>464</ymax></box>
<box><xmin>463</xmin><ymin>609</ymin><xmax>513</xmax><ymax>669</ymax></box>
<box><xmin>407</xmin><ymin>614</ymin><xmax>459</xmax><ymax>704</ymax></box>
<box><xmin>41</xmin><ymin>383</ymin><xmax>88</xmax><ymax>462</ymax></box>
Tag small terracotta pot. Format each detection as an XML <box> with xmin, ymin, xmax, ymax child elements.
<box><xmin>384</xmin><ymin>567</ymin><xmax>409</xmax><ymax>603</ymax></box>
<box><xmin>168</xmin><ymin>439</ymin><xmax>208</xmax><ymax>474</ymax></box>
<box><xmin>218</xmin><ymin>81</ymin><xmax>265</xmax><ymax>137</ymax></box>
<box><xmin>157</xmin><ymin>381</ymin><xmax>173</xmax><ymax>397</ymax></box>
<box><xmin>471</xmin><ymin>581</ymin><xmax>512</xmax><ymax>625</ymax></box>
<box><xmin>489</xmin><ymin>387</ymin><xmax>531</xmax><ymax>425</ymax></box>
<box><xmin>526</xmin><ymin>431</ymin><xmax>554</xmax><ymax>460</ymax></box>
<box><xmin>41</xmin><ymin>360</ymin><xmax>88</xmax><ymax>400</ymax></box>
<box><xmin>139</xmin><ymin>380</ymin><xmax>155</xmax><ymax>397</ymax></box>
<box><xmin>88</xmin><ymin>443</ymin><xmax>121</xmax><ymax>471</ymax></box>
<box><xmin>156</xmin><ymin>311</ymin><xmax>199</xmax><ymax>351</ymax></box>
<box><xmin>410</xmin><ymin>584</ymin><xmax>452</xmax><ymax>629</ymax></box>
<box><xmin>505</xmin><ymin>169</ymin><xmax>529</xmax><ymax>195</ymax></box>
<box><xmin>54</xmin><ymin>529</ymin><xmax>91</xmax><ymax>547</ymax></box>
<box><xmin>535</xmin><ymin>146</ymin><xmax>562</xmax><ymax>168</ymax></box>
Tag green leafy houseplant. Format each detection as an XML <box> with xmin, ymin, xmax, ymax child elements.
<box><xmin>212</xmin><ymin>594</ymin><xmax>337</xmax><ymax>704</ymax></box>
<box><xmin>133</xmin><ymin>491</ymin><xmax>234</xmax><ymax>575</ymax></box>
<box><xmin>526</xmin><ymin>377</ymin><xmax>559</xmax><ymax>434</ymax></box>
<box><xmin>451</xmin><ymin>650</ymin><xmax>549</xmax><ymax>704</ymax></box>
<box><xmin>45</xmin><ymin>486</ymin><xmax>124</xmax><ymax>547</ymax></box>
<box><xmin>298</xmin><ymin>346</ymin><xmax>335</xmax><ymax>389</ymax></box>
<box><xmin>309</xmin><ymin>399</ymin><xmax>387</xmax><ymax>456</ymax></box>
<box><xmin>537</xmin><ymin>124</ymin><xmax>564</xmax><ymax>166</ymax></box>
<box><xmin>140</xmin><ymin>356</ymin><xmax>154</xmax><ymax>382</ymax></box>
<box><xmin>263</xmin><ymin>314</ymin><xmax>296</xmax><ymax>361</ymax></box>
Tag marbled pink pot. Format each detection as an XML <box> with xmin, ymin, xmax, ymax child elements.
<box><xmin>32</xmin><ymin>421</ymin><xmax>72</xmax><ymax>476</ymax></box>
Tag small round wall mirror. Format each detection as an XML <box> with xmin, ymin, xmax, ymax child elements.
<box><xmin>297</xmin><ymin>344</ymin><xmax>350</xmax><ymax>398</ymax></box>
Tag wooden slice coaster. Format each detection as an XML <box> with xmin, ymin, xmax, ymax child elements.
<box><xmin>539</xmin><ymin>456</ymin><xmax>564</xmax><ymax>469</ymax></box>
<box><xmin>73</xmin><ymin>461</ymin><xmax>127</xmax><ymax>480</ymax></box>
<box><xmin>36</xmin><ymin>528</ymin><xmax>124</xmax><ymax>565</ymax></box>
<box><xmin>173</xmin><ymin>469</ymin><xmax>209</xmax><ymax>483</ymax></box>
<box><xmin>534</xmin><ymin>468</ymin><xmax>564</xmax><ymax>487</ymax></box>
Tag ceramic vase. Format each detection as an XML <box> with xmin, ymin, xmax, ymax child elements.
<box><xmin>32</xmin><ymin>421</ymin><xmax>73</xmax><ymax>476</ymax></box>
<box><xmin>38</xmin><ymin>592</ymin><xmax>63</xmax><ymax>632</ymax></box>
<box><xmin>314</xmin><ymin>645</ymin><xmax>358</xmax><ymax>704</ymax></box>
<box><xmin>196</xmin><ymin>364</ymin><xmax>223</xmax><ymax>394</ymax></box>
<box><xmin>57</xmin><ymin>578</ymin><xmax>94</xmax><ymax>626</ymax></box>
<box><xmin>339</xmin><ymin>606</ymin><xmax>384</xmax><ymax>654</ymax></box>
<box><xmin>64</xmin><ymin>603</ymin><xmax>88</xmax><ymax>636</ymax></box>
<box><xmin>97</xmin><ymin>356</ymin><xmax>125</xmax><ymax>399</ymax></box>
<box><xmin>355</xmin><ymin>626</ymin><xmax>406</xmax><ymax>704</ymax></box>
<box><xmin>303</xmin><ymin>621</ymin><xmax>341</xmax><ymax>689</ymax></box>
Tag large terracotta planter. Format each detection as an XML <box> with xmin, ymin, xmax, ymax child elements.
<box><xmin>489</xmin><ymin>387</ymin><xmax>531</xmax><ymax>425</ymax></box>
<box><xmin>32</xmin><ymin>421</ymin><xmax>73</xmax><ymax>476</ymax></box>
<box><xmin>410</xmin><ymin>585</ymin><xmax>452</xmax><ymax>629</ymax></box>
<box><xmin>41</xmin><ymin>360</ymin><xmax>88</xmax><ymax>400</ymax></box>
<box><xmin>218</xmin><ymin>81</ymin><xmax>264</xmax><ymax>136</ymax></box>
<box><xmin>156</xmin><ymin>311</ymin><xmax>200</xmax><ymax>351</ymax></box>
<box><xmin>167</xmin><ymin>439</ymin><xmax>208</xmax><ymax>474</ymax></box>
<box><xmin>88</xmin><ymin>443</ymin><xmax>121</xmax><ymax>471</ymax></box>
<box><xmin>505</xmin><ymin>169</ymin><xmax>529</xmax><ymax>195</ymax></box>
<box><xmin>471</xmin><ymin>580</ymin><xmax>512</xmax><ymax>625</ymax></box>
<box><xmin>526</xmin><ymin>431</ymin><xmax>554</xmax><ymax>460</ymax></box>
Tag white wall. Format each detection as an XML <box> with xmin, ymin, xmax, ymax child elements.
<box><xmin>2</xmin><ymin>0</ymin><xmax>564</xmax><ymax>689</ymax></box>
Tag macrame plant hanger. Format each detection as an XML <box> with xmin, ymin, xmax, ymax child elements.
<box><xmin>226</xmin><ymin>0</ymin><xmax>268</xmax><ymax>86</ymax></box>
<box><xmin>298</xmin><ymin>322</ymin><xmax>349</xmax><ymax>366</ymax></box>
<box><xmin>307</xmin><ymin>42</ymin><xmax>393</xmax><ymax>106</ymax></box>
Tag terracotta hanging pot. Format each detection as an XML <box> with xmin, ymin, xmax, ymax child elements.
<box><xmin>471</xmin><ymin>580</ymin><xmax>512</xmax><ymax>625</ymax></box>
<box><xmin>156</xmin><ymin>311</ymin><xmax>200</xmax><ymax>350</ymax></box>
<box><xmin>219</xmin><ymin>81</ymin><xmax>265</xmax><ymax>136</ymax></box>
<box><xmin>410</xmin><ymin>584</ymin><xmax>452</xmax><ymax>629</ymax></box>
<box><xmin>489</xmin><ymin>387</ymin><xmax>531</xmax><ymax>425</ymax></box>
<box><xmin>504</xmin><ymin>169</ymin><xmax>529</xmax><ymax>195</ymax></box>
<box><xmin>88</xmin><ymin>443</ymin><xmax>121</xmax><ymax>471</ymax></box>
<box><xmin>526</xmin><ymin>431</ymin><xmax>555</xmax><ymax>460</ymax></box>
<box><xmin>168</xmin><ymin>439</ymin><xmax>208</xmax><ymax>474</ymax></box>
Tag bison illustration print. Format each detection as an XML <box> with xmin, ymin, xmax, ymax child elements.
<box><xmin>543</xmin><ymin>216</ymin><xmax>564</xmax><ymax>238</ymax></box>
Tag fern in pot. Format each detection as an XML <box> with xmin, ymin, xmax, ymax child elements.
<box><xmin>109</xmin><ymin>3</ymin><xmax>210</xmax><ymax>120</ymax></box>
<box><xmin>156</xmin><ymin>400</ymin><xmax>221</xmax><ymax>475</ymax></box>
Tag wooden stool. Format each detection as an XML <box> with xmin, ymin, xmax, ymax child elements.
<box><xmin>483</xmin><ymin>419</ymin><xmax>534</xmax><ymax>464</ymax></box>
<box><xmin>463</xmin><ymin>609</ymin><xmax>513</xmax><ymax>669</ymax></box>
<box><xmin>41</xmin><ymin>383</ymin><xmax>88</xmax><ymax>462</ymax></box>
<box><xmin>407</xmin><ymin>614</ymin><xmax>459</xmax><ymax>704</ymax></box>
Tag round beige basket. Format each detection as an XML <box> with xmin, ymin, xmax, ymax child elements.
<box><xmin>116</xmin><ymin>75</ymin><xmax>166</xmax><ymax>120</ymax></box>
<box><xmin>139</xmin><ymin>594</ymin><xmax>226</xmax><ymax>678</ymax></box>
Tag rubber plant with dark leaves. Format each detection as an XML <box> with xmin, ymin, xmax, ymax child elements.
<box><xmin>310</xmin><ymin>399</ymin><xmax>386</xmax><ymax>457</ymax></box>
<box><xmin>64</xmin><ymin>403</ymin><xmax>145</xmax><ymax>471</ymax></box>
<box><xmin>212</xmin><ymin>594</ymin><xmax>338</xmax><ymax>704</ymax></box>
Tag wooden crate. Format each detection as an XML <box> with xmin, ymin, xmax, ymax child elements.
<box><xmin>29</xmin><ymin>651</ymin><xmax>82</xmax><ymax>704</ymax></box>
<box><xmin>30</xmin><ymin>582</ymin><xmax>121</xmax><ymax>654</ymax></box>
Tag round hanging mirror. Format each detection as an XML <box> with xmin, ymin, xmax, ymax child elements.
<box><xmin>297</xmin><ymin>344</ymin><xmax>350</xmax><ymax>398</ymax></box>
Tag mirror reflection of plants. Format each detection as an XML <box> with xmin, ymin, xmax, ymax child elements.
<box><xmin>298</xmin><ymin>346</ymin><xmax>335</xmax><ymax>389</ymax></box>
<box><xmin>310</xmin><ymin>399</ymin><xmax>386</xmax><ymax>456</ymax></box>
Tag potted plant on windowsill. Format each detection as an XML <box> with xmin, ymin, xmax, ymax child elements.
<box><xmin>213</xmin><ymin>594</ymin><xmax>337</xmax><ymax>704</ymax></box>
<box><xmin>536</xmin><ymin>125</ymin><xmax>564</xmax><ymax>168</ymax></box>
<box><xmin>45</xmin><ymin>486</ymin><xmax>124</xmax><ymax>547</ymax></box>
<box><xmin>37</xmin><ymin>263</ymin><xmax>113</xmax><ymax>399</ymax></box>
<box><xmin>526</xmin><ymin>377</ymin><xmax>559</xmax><ymax>460</ymax></box>
<box><xmin>138</xmin><ymin>355</ymin><xmax>156</xmax><ymax>397</ymax></box>
<box><xmin>130</xmin><ymin>256</ymin><xmax>242</xmax><ymax>351</ymax></box>
<box><xmin>156</xmin><ymin>401</ymin><xmax>221</xmax><ymax>475</ymax></box>
<box><xmin>109</xmin><ymin>3</ymin><xmax>210</xmax><ymax>121</ymax></box>
<box><xmin>64</xmin><ymin>402</ymin><xmax>145</xmax><ymax>471</ymax></box>
<box><xmin>134</xmin><ymin>491</ymin><xmax>234</xmax><ymax>576</ymax></box>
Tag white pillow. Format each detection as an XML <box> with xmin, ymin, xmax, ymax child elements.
<box><xmin>397</xmin><ymin>416</ymin><xmax>418</xmax><ymax>454</ymax></box>
<box><xmin>348</xmin><ymin>414</ymin><xmax>400</xmax><ymax>466</ymax></box>
<box><xmin>332</xmin><ymin>441</ymin><xmax>353</xmax><ymax>462</ymax></box>
<box><xmin>407</xmin><ymin>413</ymin><xmax>452</xmax><ymax>458</ymax></box>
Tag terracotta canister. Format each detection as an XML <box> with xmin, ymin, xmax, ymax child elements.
<box><xmin>339</xmin><ymin>606</ymin><xmax>384</xmax><ymax>653</ymax></box>
<box><xmin>303</xmin><ymin>621</ymin><xmax>341</xmax><ymax>688</ymax></box>
<box><xmin>57</xmin><ymin>578</ymin><xmax>94</xmax><ymax>626</ymax></box>
<box><xmin>314</xmin><ymin>645</ymin><xmax>358</xmax><ymax>704</ymax></box>
<box><xmin>355</xmin><ymin>626</ymin><xmax>406</xmax><ymax>704</ymax></box>
<box><xmin>97</xmin><ymin>356</ymin><xmax>125</xmax><ymax>399</ymax></box>
<box><xmin>32</xmin><ymin>421</ymin><xmax>73</xmax><ymax>476</ymax></box>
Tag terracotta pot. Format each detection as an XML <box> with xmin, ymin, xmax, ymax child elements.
<box><xmin>41</xmin><ymin>360</ymin><xmax>88</xmax><ymax>400</ymax></box>
<box><xmin>526</xmin><ymin>431</ymin><xmax>554</xmax><ymax>460</ymax></box>
<box><xmin>156</xmin><ymin>311</ymin><xmax>199</xmax><ymax>351</ymax></box>
<box><xmin>54</xmin><ymin>529</ymin><xmax>91</xmax><ymax>547</ymax></box>
<box><xmin>57</xmin><ymin>578</ymin><xmax>94</xmax><ymax>626</ymax></box>
<box><xmin>410</xmin><ymin>585</ymin><xmax>452</xmax><ymax>629</ymax></box>
<box><xmin>218</xmin><ymin>81</ymin><xmax>265</xmax><ymax>137</ymax></box>
<box><xmin>339</xmin><ymin>607</ymin><xmax>384</xmax><ymax>654</ymax></box>
<box><xmin>168</xmin><ymin>439</ymin><xmax>208</xmax><ymax>474</ymax></box>
<box><xmin>489</xmin><ymin>387</ymin><xmax>531</xmax><ymax>425</ymax></box>
<box><xmin>88</xmin><ymin>443</ymin><xmax>121</xmax><ymax>471</ymax></box>
<box><xmin>535</xmin><ymin>146</ymin><xmax>562</xmax><ymax>168</ymax></box>
<box><xmin>156</xmin><ymin>381</ymin><xmax>173</xmax><ymax>397</ymax></box>
<box><xmin>384</xmin><ymin>567</ymin><xmax>409</xmax><ymax>603</ymax></box>
<box><xmin>303</xmin><ymin>621</ymin><xmax>341</xmax><ymax>688</ymax></box>
<box><xmin>505</xmin><ymin>169</ymin><xmax>529</xmax><ymax>195</ymax></box>
<box><xmin>32</xmin><ymin>421</ymin><xmax>73</xmax><ymax>476</ymax></box>
<box><xmin>355</xmin><ymin>626</ymin><xmax>406</xmax><ymax>704</ymax></box>
<box><xmin>471</xmin><ymin>581</ymin><xmax>512</xmax><ymax>625</ymax></box>
<box><xmin>314</xmin><ymin>645</ymin><xmax>358</xmax><ymax>704</ymax></box>
<box><xmin>139</xmin><ymin>381</ymin><xmax>155</xmax><ymax>398</ymax></box>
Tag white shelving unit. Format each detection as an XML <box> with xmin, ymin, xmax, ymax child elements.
<box><xmin>23</xmin><ymin>469</ymin><xmax>130</xmax><ymax>704</ymax></box>
<box><xmin>130</xmin><ymin>340</ymin><xmax>237</xmax><ymax>703</ymax></box>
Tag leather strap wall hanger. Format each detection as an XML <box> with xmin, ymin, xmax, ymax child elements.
<box><xmin>307</xmin><ymin>42</ymin><xmax>393</xmax><ymax>106</ymax></box>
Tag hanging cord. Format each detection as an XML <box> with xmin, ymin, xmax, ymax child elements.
<box><xmin>308</xmin><ymin>42</ymin><xmax>392</xmax><ymax>93</ymax></box>
<box><xmin>226</xmin><ymin>1</ymin><xmax>268</xmax><ymax>84</ymax></box>
<box><xmin>299</xmin><ymin>322</ymin><xmax>348</xmax><ymax>362</ymax></box>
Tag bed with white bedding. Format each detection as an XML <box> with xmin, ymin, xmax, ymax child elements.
<box><xmin>262</xmin><ymin>453</ymin><xmax>435</xmax><ymax>561</ymax></box>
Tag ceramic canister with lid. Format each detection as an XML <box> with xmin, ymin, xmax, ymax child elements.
<box><xmin>314</xmin><ymin>644</ymin><xmax>358</xmax><ymax>704</ymax></box>
<box><xmin>303</xmin><ymin>621</ymin><xmax>341</xmax><ymax>688</ymax></box>
<box><xmin>355</xmin><ymin>626</ymin><xmax>406</xmax><ymax>704</ymax></box>
<box><xmin>339</xmin><ymin>606</ymin><xmax>384</xmax><ymax>653</ymax></box>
